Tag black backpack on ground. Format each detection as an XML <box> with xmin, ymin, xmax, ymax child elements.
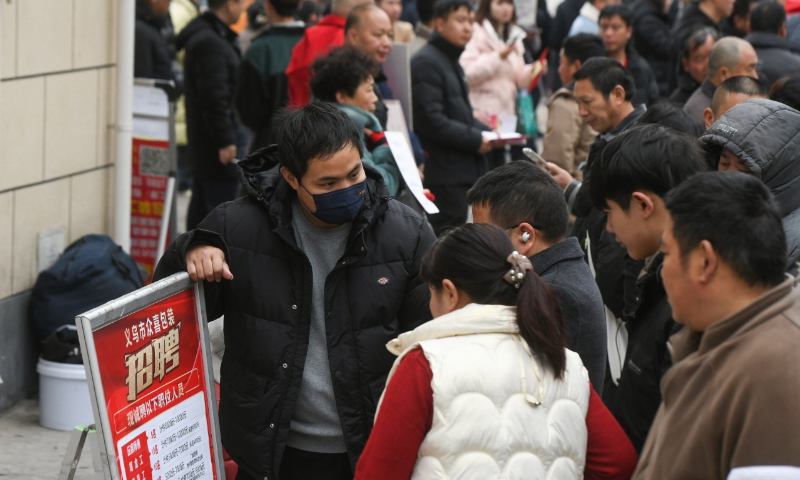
<box><xmin>32</xmin><ymin>235</ymin><xmax>144</xmax><ymax>362</ymax></box>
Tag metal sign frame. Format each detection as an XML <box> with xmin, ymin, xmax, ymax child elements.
<box><xmin>76</xmin><ymin>272</ymin><xmax>225</xmax><ymax>480</ymax></box>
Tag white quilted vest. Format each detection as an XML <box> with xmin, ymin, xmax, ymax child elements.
<box><xmin>380</xmin><ymin>303</ymin><xmax>590</xmax><ymax>480</ymax></box>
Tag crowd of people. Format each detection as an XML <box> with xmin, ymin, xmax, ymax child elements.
<box><xmin>137</xmin><ymin>0</ymin><xmax>800</xmax><ymax>478</ymax></box>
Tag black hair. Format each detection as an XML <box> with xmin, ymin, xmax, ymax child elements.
<box><xmin>711</xmin><ymin>75</ymin><xmax>767</xmax><ymax>114</ymax></box>
<box><xmin>248</xmin><ymin>0</ymin><xmax>268</xmax><ymax>27</ymax></box>
<box><xmin>421</xmin><ymin>224</ymin><xmax>567</xmax><ymax>377</ymax></box>
<box><xmin>433</xmin><ymin>0</ymin><xmax>471</xmax><ymax>20</ymax></box>
<box><xmin>680</xmin><ymin>25</ymin><xmax>719</xmax><ymax>61</ymax></box>
<box><xmin>732</xmin><ymin>0</ymin><xmax>755</xmax><ymax>18</ymax></box>
<box><xmin>268</xmin><ymin>0</ymin><xmax>301</xmax><ymax>18</ymax></box>
<box><xmin>297</xmin><ymin>0</ymin><xmax>325</xmax><ymax>23</ymax></box>
<box><xmin>599</xmin><ymin>4</ymin><xmax>633</xmax><ymax>27</ymax></box>
<box><xmin>207</xmin><ymin>0</ymin><xmax>228</xmax><ymax>10</ymax></box>
<box><xmin>561</xmin><ymin>33</ymin><xmax>606</xmax><ymax>65</ymax></box>
<box><xmin>309</xmin><ymin>46</ymin><xmax>379</xmax><ymax>103</ymax></box>
<box><xmin>417</xmin><ymin>0</ymin><xmax>436</xmax><ymax>23</ymax></box>
<box><xmin>274</xmin><ymin>102</ymin><xmax>364</xmax><ymax>179</ymax></box>
<box><xmin>750</xmin><ymin>1</ymin><xmax>786</xmax><ymax>34</ymax></box>
<box><xmin>589</xmin><ymin>124</ymin><xmax>707</xmax><ymax>211</ymax></box>
<box><xmin>573</xmin><ymin>57</ymin><xmax>636</xmax><ymax>101</ymax></box>
<box><xmin>770</xmin><ymin>73</ymin><xmax>800</xmax><ymax>111</ymax></box>
<box><xmin>636</xmin><ymin>102</ymin><xmax>705</xmax><ymax>137</ymax></box>
<box><xmin>466</xmin><ymin>161</ymin><xmax>568</xmax><ymax>244</ymax></box>
<box><xmin>665</xmin><ymin>171</ymin><xmax>787</xmax><ymax>288</ymax></box>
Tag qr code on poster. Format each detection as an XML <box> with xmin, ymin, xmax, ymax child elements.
<box><xmin>140</xmin><ymin>146</ymin><xmax>170</xmax><ymax>177</ymax></box>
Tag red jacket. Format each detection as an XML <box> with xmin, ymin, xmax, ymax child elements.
<box><xmin>285</xmin><ymin>15</ymin><xmax>346</xmax><ymax>106</ymax></box>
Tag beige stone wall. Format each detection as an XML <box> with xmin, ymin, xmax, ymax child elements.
<box><xmin>0</xmin><ymin>0</ymin><xmax>118</xmax><ymax>298</ymax></box>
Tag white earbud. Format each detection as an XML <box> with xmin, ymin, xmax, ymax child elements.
<box><xmin>522</xmin><ymin>232</ymin><xmax>531</xmax><ymax>243</ymax></box>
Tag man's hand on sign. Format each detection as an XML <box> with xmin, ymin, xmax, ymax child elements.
<box><xmin>546</xmin><ymin>162</ymin><xmax>574</xmax><ymax>190</ymax></box>
<box><xmin>219</xmin><ymin>144</ymin><xmax>237</xmax><ymax>165</ymax></box>
<box><xmin>186</xmin><ymin>245</ymin><xmax>233</xmax><ymax>282</ymax></box>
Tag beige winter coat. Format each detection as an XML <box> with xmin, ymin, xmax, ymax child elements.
<box><xmin>541</xmin><ymin>86</ymin><xmax>595</xmax><ymax>175</ymax></box>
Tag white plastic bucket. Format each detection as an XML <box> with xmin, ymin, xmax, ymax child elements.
<box><xmin>36</xmin><ymin>358</ymin><xmax>95</xmax><ymax>431</ymax></box>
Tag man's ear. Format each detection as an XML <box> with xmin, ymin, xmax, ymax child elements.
<box><xmin>780</xmin><ymin>22</ymin><xmax>788</xmax><ymax>38</ymax></box>
<box><xmin>434</xmin><ymin>16</ymin><xmax>445</xmax><ymax>32</ymax></box>
<box><xmin>631</xmin><ymin>191</ymin><xmax>656</xmax><ymax>219</ymax></box>
<box><xmin>335</xmin><ymin>90</ymin><xmax>348</xmax><ymax>104</ymax></box>
<box><xmin>517</xmin><ymin>223</ymin><xmax>537</xmax><ymax>257</ymax></box>
<box><xmin>695</xmin><ymin>239</ymin><xmax>719</xmax><ymax>285</ymax></box>
<box><xmin>612</xmin><ymin>85</ymin><xmax>627</xmax><ymax>105</ymax></box>
<box><xmin>717</xmin><ymin>66</ymin><xmax>731</xmax><ymax>83</ymax></box>
<box><xmin>704</xmin><ymin>107</ymin><xmax>715</xmax><ymax>129</ymax></box>
<box><xmin>281</xmin><ymin>166</ymin><xmax>300</xmax><ymax>191</ymax></box>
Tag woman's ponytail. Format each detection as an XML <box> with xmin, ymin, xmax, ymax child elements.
<box><xmin>516</xmin><ymin>270</ymin><xmax>567</xmax><ymax>378</ymax></box>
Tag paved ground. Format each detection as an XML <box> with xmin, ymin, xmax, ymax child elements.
<box><xmin>0</xmin><ymin>399</ymin><xmax>96</xmax><ymax>479</ymax></box>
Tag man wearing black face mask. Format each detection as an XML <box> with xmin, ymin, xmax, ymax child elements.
<box><xmin>154</xmin><ymin>102</ymin><xmax>436</xmax><ymax>480</ymax></box>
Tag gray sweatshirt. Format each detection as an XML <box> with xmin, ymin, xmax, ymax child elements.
<box><xmin>287</xmin><ymin>198</ymin><xmax>352</xmax><ymax>453</ymax></box>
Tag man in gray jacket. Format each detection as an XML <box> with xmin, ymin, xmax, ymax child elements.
<box><xmin>468</xmin><ymin>161</ymin><xmax>608</xmax><ymax>395</ymax></box>
<box><xmin>684</xmin><ymin>37</ymin><xmax>759</xmax><ymax>125</ymax></box>
<box><xmin>701</xmin><ymin>98</ymin><xmax>800</xmax><ymax>270</ymax></box>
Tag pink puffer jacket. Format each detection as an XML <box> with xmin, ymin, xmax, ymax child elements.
<box><xmin>459</xmin><ymin>20</ymin><xmax>536</xmax><ymax>116</ymax></box>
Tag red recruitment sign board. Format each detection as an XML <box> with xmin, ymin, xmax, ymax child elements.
<box><xmin>77</xmin><ymin>273</ymin><xmax>225</xmax><ymax>480</ymax></box>
<box><xmin>131</xmin><ymin>137</ymin><xmax>171</xmax><ymax>281</ymax></box>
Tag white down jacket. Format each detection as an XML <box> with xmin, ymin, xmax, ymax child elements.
<box><xmin>379</xmin><ymin>303</ymin><xmax>591</xmax><ymax>480</ymax></box>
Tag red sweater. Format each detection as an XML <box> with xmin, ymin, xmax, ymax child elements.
<box><xmin>355</xmin><ymin>349</ymin><xmax>638</xmax><ymax>480</ymax></box>
<box><xmin>285</xmin><ymin>15</ymin><xmax>346</xmax><ymax>107</ymax></box>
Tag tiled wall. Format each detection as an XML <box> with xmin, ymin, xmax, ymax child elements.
<box><xmin>0</xmin><ymin>0</ymin><xmax>118</xmax><ymax>299</ymax></box>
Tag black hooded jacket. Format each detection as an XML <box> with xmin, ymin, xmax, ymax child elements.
<box><xmin>701</xmin><ymin>98</ymin><xmax>800</xmax><ymax>269</ymax></box>
<box><xmin>177</xmin><ymin>12</ymin><xmax>241</xmax><ymax>180</ymax></box>
<box><xmin>154</xmin><ymin>147</ymin><xmax>435</xmax><ymax>478</ymax></box>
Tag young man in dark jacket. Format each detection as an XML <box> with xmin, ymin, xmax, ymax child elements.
<box><xmin>177</xmin><ymin>0</ymin><xmax>245</xmax><ymax>231</ymax></box>
<box><xmin>545</xmin><ymin>58</ymin><xmax>645</xmax><ymax>405</ymax></box>
<box><xmin>411</xmin><ymin>0</ymin><xmax>492</xmax><ymax>234</ymax></box>
<box><xmin>744</xmin><ymin>1</ymin><xmax>800</xmax><ymax>88</ymax></box>
<box><xmin>235</xmin><ymin>0</ymin><xmax>305</xmax><ymax>156</ymax></box>
<box><xmin>154</xmin><ymin>102</ymin><xmax>435</xmax><ymax>480</ymax></box>
<box><xmin>599</xmin><ymin>5</ymin><xmax>660</xmax><ymax>106</ymax></box>
<box><xmin>468</xmin><ymin>161</ymin><xmax>608</xmax><ymax>396</ymax></box>
<box><xmin>588</xmin><ymin>124</ymin><xmax>707</xmax><ymax>453</ymax></box>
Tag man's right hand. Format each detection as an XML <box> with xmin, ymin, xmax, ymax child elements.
<box><xmin>546</xmin><ymin>162</ymin><xmax>575</xmax><ymax>190</ymax></box>
<box><xmin>478</xmin><ymin>137</ymin><xmax>493</xmax><ymax>154</ymax></box>
<box><xmin>185</xmin><ymin>245</ymin><xmax>233</xmax><ymax>282</ymax></box>
<box><xmin>219</xmin><ymin>144</ymin><xmax>237</xmax><ymax>165</ymax></box>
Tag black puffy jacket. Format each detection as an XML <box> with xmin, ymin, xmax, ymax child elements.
<box><xmin>631</xmin><ymin>0</ymin><xmax>675</xmax><ymax>98</ymax></box>
<box><xmin>176</xmin><ymin>12</ymin><xmax>241</xmax><ymax>180</ymax></box>
<box><xmin>411</xmin><ymin>33</ymin><xmax>489</xmax><ymax>187</ymax></box>
<box><xmin>134</xmin><ymin>0</ymin><xmax>183</xmax><ymax>100</ymax></box>
<box><xmin>154</xmin><ymin>146</ymin><xmax>435</xmax><ymax>479</ymax></box>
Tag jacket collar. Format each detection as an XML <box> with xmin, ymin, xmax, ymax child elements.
<box><xmin>530</xmin><ymin>237</ymin><xmax>585</xmax><ymax>275</ymax></box>
<box><xmin>416</xmin><ymin>23</ymin><xmax>433</xmax><ymax>40</ymax></box>
<box><xmin>669</xmin><ymin>275</ymin><xmax>798</xmax><ymax>363</ymax></box>
<box><xmin>387</xmin><ymin>304</ymin><xmax>518</xmax><ymax>355</ymax></box>
<box><xmin>318</xmin><ymin>14</ymin><xmax>347</xmax><ymax>28</ymax></box>
<box><xmin>237</xmin><ymin>145</ymin><xmax>390</xmax><ymax>246</ymax></box>
<box><xmin>336</xmin><ymin>103</ymin><xmax>382</xmax><ymax>132</ymax></box>
<box><xmin>700</xmin><ymin>78</ymin><xmax>717</xmax><ymax>100</ymax></box>
<box><xmin>429</xmin><ymin>31</ymin><xmax>466</xmax><ymax>60</ymax></box>
<box><xmin>745</xmin><ymin>31</ymin><xmax>790</xmax><ymax>50</ymax></box>
<box><xmin>603</xmin><ymin>104</ymin><xmax>646</xmax><ymax>141</ymax></box>
<box><xmin>481</xmin><ymin>19</ymin><xmax>526</xmax><ymax>45</ymax></box>
<box><xmin>578</xmin><ymin>1</ymin><xmax>600</xmax><ymax>22</ymax></box>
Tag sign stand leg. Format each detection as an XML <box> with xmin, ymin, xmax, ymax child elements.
<box><xmin>58</xmin><ymin>424</ymin><xmax>113</xmax><ymax>480</ymax></box>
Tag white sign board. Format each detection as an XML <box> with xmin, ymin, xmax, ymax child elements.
<box><xmin>385</xmin><ymin>131</ymin><xmax>439</xmax><ymax>214</ymax></box>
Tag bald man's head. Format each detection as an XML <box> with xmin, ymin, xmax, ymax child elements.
<box><xmin>345</xmin><ymin>4</ymin><xmax>394</xmax><ymax>63</ymax></box>
<box><xmin>332</xmin><ymin>0</ymin><xmax>374</xmax><ymax>18</ymax></box>
<box><xmin>706</xmin><ymin>37</ymin><xmax>759</xmax><ymax>85</ymax></box>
